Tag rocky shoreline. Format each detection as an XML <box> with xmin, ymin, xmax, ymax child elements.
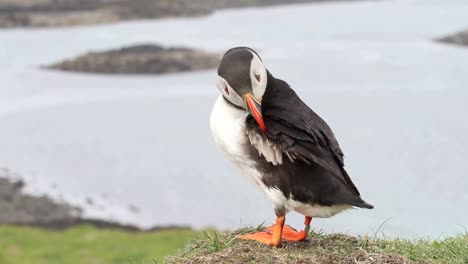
<box><xmin>0</xmin><ymin>173</ymin><xmax>187</xmax><ymax>231</ymax></box>
<box><xmin>437</xmin><ymin>29</ymin><xmax>468</xmax><ymax>47</ymax></box>
<box><xmin>47</xmin><ymin>44</ymin><xmax>220</xmax><ymax>75</ymax></box>
<box><xmin>0</xmin><ymin>0</ymin><xmax>354</xmax><ymax>28</ymax></box>
<box><xmin>0</xmin><ymin>175</ymin><xmax>81</xmax><ymax>226</ymax></box>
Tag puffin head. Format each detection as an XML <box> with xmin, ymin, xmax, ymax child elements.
<box><xmin>216</xmin><ymin>47</ymin><xmax>267</xmax><ymax>132</ymax></box>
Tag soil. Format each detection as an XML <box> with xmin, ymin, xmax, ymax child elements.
<box><xmin>169</xmin><ymin>232</ymin><xmax>414</xmax><ymax>264</ymax></box>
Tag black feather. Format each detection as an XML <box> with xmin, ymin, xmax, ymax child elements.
<box><xmin>245</xmin><ymin>71</ymin><xmax>373</xmax><ymax>209</ymax></box>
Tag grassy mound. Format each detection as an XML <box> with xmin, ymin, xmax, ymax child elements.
<box><xmin>167</xmin><ymin>227</ymin><xmax>468</xmax><ymax>264</ymax></box>
<box><xmin>0</xmin><ymin>225</ymin><xmax>197</xmax><ymax>264</ymax></box>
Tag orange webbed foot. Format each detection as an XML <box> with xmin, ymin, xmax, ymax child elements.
<box><xmin>282</xmin><ymin>230</ymin><xmax>307</xmax><ymax>242</ymax></box>
<box><xmin>266</xmin><ymin>224</ymin><xmax>308</xmax><ymax>242</ymax></box>
<box><xmin>238</xmin><ymin>232</ymin><xmax>281</xmax><ymax>247</ymax></box>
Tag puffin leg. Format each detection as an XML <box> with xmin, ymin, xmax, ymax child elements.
<box><xmin>304</xmin><ymin>216</ymin><xmax>312</xmax><ymax>234</ymax></box>
<box><xmin>238</xmin><ymin>215</ymin><xmax>284</xmax><ymax>247</ymax></box>
<box><xmin>265</xmin><ymin>216</ymin><xmax>312</xmax><ymax>242</ymax></box>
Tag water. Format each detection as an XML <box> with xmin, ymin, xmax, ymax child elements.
<box><xmin>0</xmin><ymin>0</ymin><xmax>467</xmax><ymax>238</ymax></box>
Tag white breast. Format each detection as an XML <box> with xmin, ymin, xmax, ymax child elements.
<box><xmin>210</xmin><ymin>95</ymin><xmax>249</xmax><ymax>167</ymax></box>
<box><xmin>210</xmin><ymin>96</ymin><xmax>288</xmax><ymax>207</ymax></box>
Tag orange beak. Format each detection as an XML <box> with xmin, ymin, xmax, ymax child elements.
<box><xmin>244</xmin><ymin>94</ymin><xmax>266</xmax><ymax>133</ymax></box>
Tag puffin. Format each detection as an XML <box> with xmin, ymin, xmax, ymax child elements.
<box><xmin>210</xmin><ymin>47</ymin><xmax>373</xmax><ymax>247</ymax></box>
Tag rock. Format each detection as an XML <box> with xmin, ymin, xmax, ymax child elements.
<box><xmin>0</xmin><ymin>170</ymin><xmax>190</xmax><ymax>231</ymax></box>
<box><xmin>0</xmin><ymin>176</ymin><xmax>80</xmax><ymax>225</ymax></box>
<box><xmin>46</xmin><ymin>44</ymin><xmax>220</xmax><ymax>75</ymax></box>
<box><xmin>437</xmin><ymin>29</ymin><xmax>468</xmax><ymax>47</ymax></box>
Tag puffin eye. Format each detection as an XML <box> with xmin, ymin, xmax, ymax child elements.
<box><xmin>224</xmin><ymin>86</ymin><xmax>229</xmax><ymax>95</ymax></box>
<box><xmin>255</xmin><ymin>74</ymin><xmax>261</xmax><ymax>82</ymax></box>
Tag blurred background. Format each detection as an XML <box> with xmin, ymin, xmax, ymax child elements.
<box><xmin>0</xmin><ymin>0</ymin><xmax>467</xmax><ymax>257</ymax></box>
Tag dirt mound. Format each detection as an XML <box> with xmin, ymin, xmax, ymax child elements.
<box><xmin>167</xmin><ymin>229</ymin><xmax>416</xmax><ymax>264</ymax></box>
<box><xmin>180</xmin><ymin>241</ymin><xmax>412</xmax><ymax>263</ymax></box>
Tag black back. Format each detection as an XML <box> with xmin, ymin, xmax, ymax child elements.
<box><xmin>245</xmin><ymin>72</ymin><xmax>373</xmax><ymax>209</ymax></box>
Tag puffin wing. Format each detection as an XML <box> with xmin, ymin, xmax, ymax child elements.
<box><xmin>246</xmin><ymin>78</ymin><xmax>360</xmax><ymax>196</ymax></box>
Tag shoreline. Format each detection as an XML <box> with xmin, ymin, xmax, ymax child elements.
<box><xmin>0</xmin><ymin>174</ymin><xmax>190</xmax><ymax>232</ymax></box>
<box><xmin>4</xmin><ymin>219</ymin><xmax>192</xmax><ymax>232</ymax></box>
<box><xmin>0</xmin><ymin>0</ymin><xmax>360</xmax><ymax>28</ymax></box>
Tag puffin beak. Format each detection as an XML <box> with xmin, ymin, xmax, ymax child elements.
<box><xmin>244</xmin><ymin>94</ymin><xmax>266</xmax><ymax>133</ymax></box>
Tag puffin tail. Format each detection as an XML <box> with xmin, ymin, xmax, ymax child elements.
<box><xmin>353</xmin><ymin>198</ymin><xmax>374</xmax><ymax>209</ymax></box>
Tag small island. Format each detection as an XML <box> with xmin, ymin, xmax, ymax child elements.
<box><xmin>46</xmin><ymin>44</ymin><xmax>220</xmax><ymax>75</ymax></box>
<box><xmin>437</xmin><ymin>29</ymin><xmax>468</xmax><ymax>47</ymax></box>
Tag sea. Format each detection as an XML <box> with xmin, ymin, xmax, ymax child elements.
<box><xmin>0</xmin><ymin>0</ymin><xmax>467</xmax><ymax>238</ymax></box>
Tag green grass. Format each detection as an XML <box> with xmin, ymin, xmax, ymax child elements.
<box><xmin>360</xmin><ymin>233</ymin><xmax>468</xmax><ymax>263</ymax></box>
<box><xmin>168</xmin><ymin>227</ymin><xmax>468</xmax><ymax>264</ymax></box>
<box><xmin>1</xmin><ymin>225</ymin><xmax>466</xmax><ymax>264</ymax></box>
<box><xmin>0</xmin><ymin>225</ymin><xmax>198</xmax><ymax>264</ymax></box>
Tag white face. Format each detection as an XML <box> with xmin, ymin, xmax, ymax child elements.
<box><xmin>249</xmin><ymin>51</ymin><xmax>268</xmax><ymax>100</ymax></box>
<box><xmin>216</xmin><ymin>76</ymin><xmax>244</xmax><ymax>107</ymax></box>
<box><xmin>216</xmin><ymin>50</ymin><xmax>267</xmax><ymax>109</ymax></box>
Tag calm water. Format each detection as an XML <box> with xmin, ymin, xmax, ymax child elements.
<box><xmin>0</xmin><ymin>0</ymin><xmax>467</xmax><ymax>238</ymax></box>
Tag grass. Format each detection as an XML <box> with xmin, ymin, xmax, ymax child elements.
<box><xmin>167</xmin><ymin>227</ymin><xmax>468</xmax><ymax>264</ymax></box>
<box><xmin>0</xmin><ymin>224</ymin><xmax>466</xmax><ymax>264</ymax></box>
<box><xmin>0</xmin><ymin>225</ymin><xmax>198</xmax><ymax>264</ymax></box>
